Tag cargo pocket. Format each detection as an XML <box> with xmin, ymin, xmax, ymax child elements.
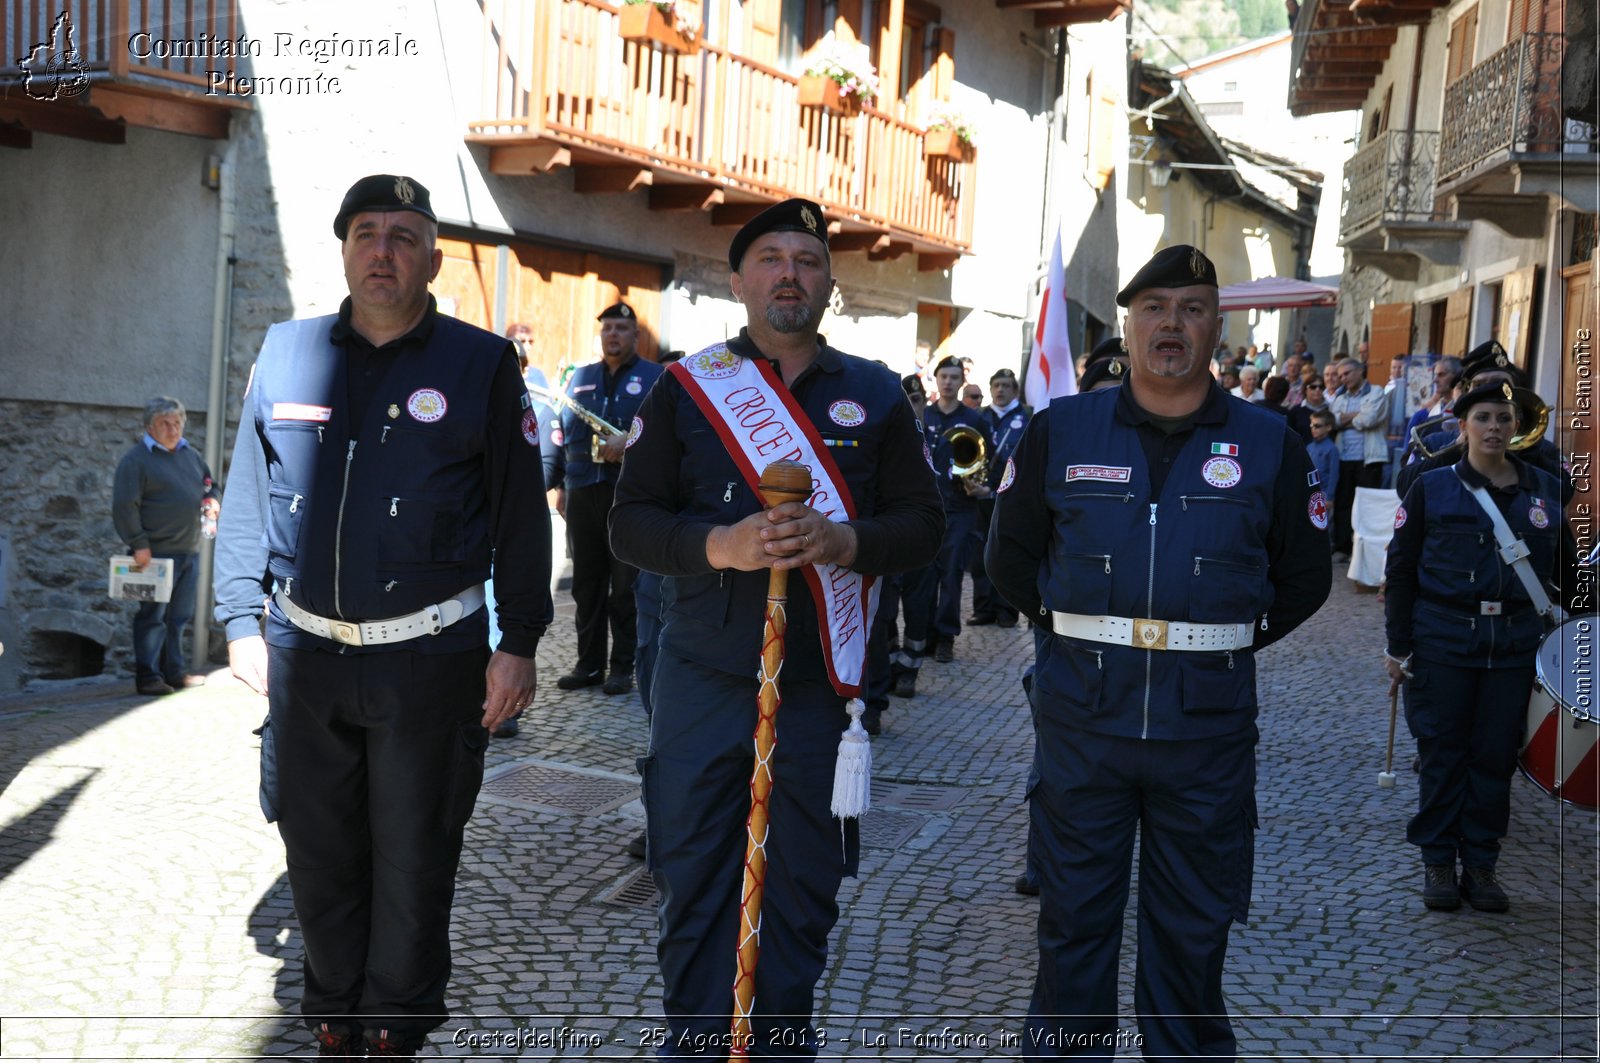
<box><xmin>378</xmin><ymin>492</ymin><xmax>467</xmax><ymax>570</ymax></box>
<box><xmin>1231</xmin><ymin>792</ymin><xmax>1258</xmax><ymax>924</ymax></box>
<box><xmin>636</xmin><ymin>752</ymin><xmax>660</xmax><ymax>873</ymax></box>
<box><xmin>265</xmin><ymin>486</ymin><xmax>306</xmax><ymax>563</ymax></box>
<box><xmin>252</xmin><ymin>716</ymin><xmax>279</xmax><ymax>824</ymax></box>
<box><xmin>1180</xmin><ymin>652</ymin><xmax>1254</xmax><ymax>714</ymax></box>
<box><xmin>449</xmin><ymin>719</ymin><xmax>490</xmax><ymax>831</ymax></box>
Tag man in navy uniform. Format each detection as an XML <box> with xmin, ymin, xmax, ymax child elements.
<box><xmin>968</xmin><ymin>367</ymin><xmax>1029</xmax><ymax>628</ymax></box>
<box><xmin>922</xmin><ymin>354</ymin><xmax>994</xmax><ymax>662</ymax></box>
<box><xmin>214</xmin><ymin>174</ymin><xmax>551</xmax><ymax>1060</ymax></box>
<box><xmin>557</xmin><ymin>302</ymin><xmax>663</xmax><ymax>695</ymax></box>
<box><xmin>611</xmin><ymin>197</ymin><xmax>942</xmax><ymax>1057</ymax></box>
<box><xmin>988</xmin><ymin>244</ymin><xmax>1331</xmax><ymax>1060</ymax></box>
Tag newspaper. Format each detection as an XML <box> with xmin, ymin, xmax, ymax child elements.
<box><xmin>107</xmin><ymin>556</ymin><xmax>174</xmax><ymax>603</ymax></box>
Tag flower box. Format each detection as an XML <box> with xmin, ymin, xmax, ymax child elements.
<box><xmin>924</xmin><ymin>128</ymin><xmax>975</xmax><ymax>162</ymax></box>
<box><xmin>798</xmin><ymin>75</ymin><xmax>863</xmax><ymax>117</ymax></box>
<box><xmin>619</xmin><ymin>3</ymin><xmax>696</xmax><ymax>54</ymax></box>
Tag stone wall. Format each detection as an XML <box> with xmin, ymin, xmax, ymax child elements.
<box><xmin>0</xmin><ymin>401</ymin><xmax>225</xmax><ymax>687</ymax></box>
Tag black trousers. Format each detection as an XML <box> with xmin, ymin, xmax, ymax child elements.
<box><xmin>567</xmin><ymin>480</ymin><xmax>638</xmax><ymax>675</ymax></box>
<box><xmin>1027</xmin><ymin>723</ymin><xmax>1256</xmax><ymax>1061</ymax></box>
<box><xmin>1404</xmin><ymin>657</ymin><xmax>1529</xmax><ymax>869</ymax></box>
<box><xmin>640</xmin><ymin>652</ymin><xmax>856</xmax><ymax>1059</ymax></box>
<box><xmin>969</xmin><ymin>498</ymin><xmax>1018</xmax><ymax>623</ymax></box>
<box><xmin>268</xmin><ymin>644</ymin><xmax>488</xmax><ymax>1041</ymax></box>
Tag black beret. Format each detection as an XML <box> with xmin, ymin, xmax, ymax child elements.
<box><xmin>1460</xmin><ymin>339</ymin><xmax>1513</xmax><ymax>382</ymax></box>
<box><xmin>597</xmin><ymin>302</ymin><xmax>636</xmax><ymax>322</ymax></box>
<box><xmin>1080</xmin><ymin>357</ymin><xmax>1128</xmax><ymax>391</ymax></box>
<box><xmin>333</xmin><ymin>174</ymin><xmax>436</xmax><ymax>240</ymax></box>
<box><xmin>728</xmin><ymin>197</ymin><xmax>830</xmax><ymax>270</ymax></box>
<box><xmin>1116</xmin><ymin>244</ymin><xmax>1219</xmax><ymax>307</ymax></box>
<box><xmin>1452</xmin><ymin>380</ymin><xmax>1519</xmax><ymax>423</ymax></box>
<box><xmin>1086</xmin><ymin>336</ymin><xmax>1126</xmax><ymax>364</ymax></box>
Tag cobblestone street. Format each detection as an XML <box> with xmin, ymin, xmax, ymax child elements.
<box><xmin>1</xmin><ymin>573</ymin><xmax>1596</xmax><ymax>1059</ymax></box>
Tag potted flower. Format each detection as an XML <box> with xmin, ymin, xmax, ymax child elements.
<box><xmin>619</xmin><ymin>0</ymin><xmax>697</xmax><ymax>54</ymax></box>
<box><xmin>924</xmin><ymin>104</ymin><xmax>976</xmax><ymax>162</ymax></box>
<box><xmin>798</xmin><ymin>34</ymin><xmax>879</xmax><ymax>116</ymax></box>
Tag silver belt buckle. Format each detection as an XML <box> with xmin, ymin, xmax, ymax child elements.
<box><xmin>1133</xmin><ymin>618</ymin><xmax>1168</xmax><ymax>650</ymax></box>
<box><xmin>330</xmin><ymin>621</ymin><xmax>364</xmax><ymax>646</ymax></box>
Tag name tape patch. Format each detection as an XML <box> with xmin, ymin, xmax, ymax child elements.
<box><xmin>1066</xmin><ymin>465</ymin><xmax>1132</xmax><ymax>483</ymax></box>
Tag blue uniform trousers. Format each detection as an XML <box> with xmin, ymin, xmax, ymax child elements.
<box><xmin>268</xmin><ymin>644</ymin><xmax>488</xmax><ymax>1042</ymax></box>
<box><xmin>969</xmin><ymin>498</ymin><xmax>1017</xmax><ymax>623</ymax></box>
<box><xmin>932</xmin><ymin>508</ymin><xmax>977</xmax><ymax>639</ymax></box>
<box><xmin>1027</xmin><ymin>722</ymin><xmax>1255</xmax><ymax>1062</ymax></box>
<box><xmin>132</xmin><ymin>551</ymin><xmax>198</xmax><ymax>684</ymax></box>
<box><xmin>1403</xmin><ymin>658</ymin><xmax>1530</xmax><ymax>869</ymax></box>
<box><xmin>864</xmin><ymin>574</ymin><xmax>900</xmax><ymax>713</ymax></box>
<box><xmin>640</xmin><ymin>651</ymin><xmax>857</xmax><ymax>1059</ymax></box>
<box><xmin>893</xmin><ymin>565</ymin><xmax>936</xmax><ymax>674</ymax></box>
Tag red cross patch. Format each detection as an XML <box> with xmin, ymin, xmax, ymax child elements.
<box><xmin>1308</xmin><ymin>491</ymin><xmax>1329</xmax><ymax>530</ymax></box>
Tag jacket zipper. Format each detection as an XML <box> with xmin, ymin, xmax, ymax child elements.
<box><xmin>333</xmin><ymin>440</ymin><xmax>357</xmax><ymax>619</ymax></box>
<box><xmin>1143</xmin><ymin>502</ymin><xmax>1157</xmax><ymax>739</ymax></box>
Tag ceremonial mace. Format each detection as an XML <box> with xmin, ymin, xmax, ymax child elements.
<box><xmin>731</xmin><ymin>459</ymin><xmax>813</xmax><ymax>1058</ymax></box>
<box><xmin>1378</xmin><ymin>677</ymin><xmax>1400</xmax><ymax>788</ymax></box>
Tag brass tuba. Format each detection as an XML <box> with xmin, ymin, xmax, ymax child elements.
<box><xmin>944</xmin><ymin>424</ymin><xmax>989</xmax><ymax>486</ymax></box>
<box><xmin>1407</xmin><ymin>386</ymin><xmax>1551</xmax><ymax>458</ymax></box>
<box><xmin>1508</xmin><ymin>387</ymin><xmax>1551</xmax><ymax>451</ymax></box>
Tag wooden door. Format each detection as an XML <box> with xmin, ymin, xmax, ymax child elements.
<box><xmin>1441</xmin><ymin>286</ymin><xmax>1473</xmax><ymax>356</ymax></box>
<box><xmin>1369</xmin><ymin>302</ymin><xmax>1415</xmax><ymax>361</ymax></box>
<box><xmin>1497</xmin><ymin>264</ymin><xmax>1539</xmax><ymax>370</ymax></box>
<box><xmin>1561</xmin><ymin>259</ymin><xmax>1598</xmax><ymax>557</ymax></box>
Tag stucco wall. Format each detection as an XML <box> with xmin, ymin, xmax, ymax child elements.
<box><xmin>0</xmin><ymin>128</ymin><xmax>220</xmax><ymax>410</ymax></box>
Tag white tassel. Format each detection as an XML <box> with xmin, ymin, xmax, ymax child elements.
<box><xmin>830</xmin><ymin>698</ymin><xmax>872</xmax><ymax>820</ymax></box>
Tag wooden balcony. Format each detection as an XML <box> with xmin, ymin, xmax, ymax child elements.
<box><xmin>468</xmin><ymin>0</ymin><xmax>975</xmax><ymax>268</ymax></box>
<box><xmin>0</xmin><ymin>1</ymin><xmax>247</xmax><ymax>146</ymax></box>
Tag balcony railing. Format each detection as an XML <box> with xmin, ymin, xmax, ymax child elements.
<box><xmin>1</xmin><ymin>1</ymin><xmax>241</xmax><ymax>94</ymax></box>
<box><xmin>469</xmin><ymin>0</ymin><xmax>974</xmax><ymax>255</ymax></box>
<box><xmin>1439</xmin><ymin>32</ymin><xmax>1598</xmax><ymax>183</ymax></box>
<box><xmin>1340</xmin><ymin>129</ymin><xmax>1442</xmax><ymax>240</ymax></box>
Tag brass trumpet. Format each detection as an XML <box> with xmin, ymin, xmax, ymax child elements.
<box><xmin>528</xmin><ymin>383</ymin><xmax>627</xmax><ymax>462</ymax></box>
<box><xmin>944</xmin><ymin>424</ymin><xmax>989</xmax><ymax>487</ymax></box>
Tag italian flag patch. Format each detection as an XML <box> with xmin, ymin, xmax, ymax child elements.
<box><xmin>1211</xmin><ymin>442</ymin><xmax>1239</xmax><ymax>456</ymax></box>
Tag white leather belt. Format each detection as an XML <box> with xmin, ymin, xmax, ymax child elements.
<box><xmin>1051</xmin><ymin>611</ymin><xmax>1254</xmax><ymax>652</ymax></box>
<box><xmin>274</xmin><ymin>585</ymin><xmax>485</xmax><ymax>647</ymax></box>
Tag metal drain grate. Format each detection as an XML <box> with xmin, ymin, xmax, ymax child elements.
<box><xmin>872</xmin><ymin>780</ymin><xmax>968</xmax><ymax>812</ymax></box>
<box><xmin>479</xmin><ymin>761</ymin><xmax>638</xmax><ymax>815</ymax></box>
<box><xmin>601</xmin><ymin>869</ymin><xmax>659</xmax><ymax>909</ymax></box>
<box><xmin>859</xmin><ymin>808</ymin><xmax>929</xmax><ymax>849</ymax></box>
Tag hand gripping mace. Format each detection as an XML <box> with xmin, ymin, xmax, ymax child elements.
<box><xmin>730</xmin><ymin>459</ymin><xmax>813</xmax><ymax>1058</ymax></box>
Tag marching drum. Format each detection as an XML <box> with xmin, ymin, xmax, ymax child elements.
<box><xmin>1520</xmin><ymin>617</ymin><xmax>1600</xmax><ymax>809</ymax></box>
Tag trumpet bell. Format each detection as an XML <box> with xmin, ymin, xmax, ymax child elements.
<box><xmin>944</xmin><ymin>424</ymin><xmax>989</xmax><ymax>484</ymax></box>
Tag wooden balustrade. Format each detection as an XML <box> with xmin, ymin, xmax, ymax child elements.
<box><xmin>470</xmin><ymin>0</ymin><xmax>974</xmax><ymax>257</ymax></box>
<box><xmin>1</xmin><ymin>0</ymin><xmax>240</xmax><ymax>89</ymax></box>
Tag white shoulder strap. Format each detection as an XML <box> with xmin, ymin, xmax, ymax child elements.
<box><xmin>1455</xmin><ymin>470</ymin><xmax>1564</xmax><ymax>623</ymax></box>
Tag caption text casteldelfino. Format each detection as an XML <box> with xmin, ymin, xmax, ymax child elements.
<box><xmin>126</xmin><ymin>31</ymin><xmax>420</xmax><ymax>95</ymax></box>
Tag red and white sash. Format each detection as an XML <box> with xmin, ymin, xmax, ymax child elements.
<box><xmin>670</xmin><ymin>344</ymin><xmax>879</xmax><ymax>697</ymax></box>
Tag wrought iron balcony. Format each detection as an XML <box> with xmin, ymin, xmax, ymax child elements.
<box><xmin>1438</xmin><ymin>32</ymin><xmax>1598</xmax><ymax>185</ymax></box>
<box><xmin>0</xmin><ymin>1</ymin><xmax>245</xmax><ymax>143</ymax></box>
<box><xmin>1340</xmin><ymin>129</ymin><xmax>1442</xmax><ymax>242</ymax></box>
<box><xmin>468</xmin><ymin>0</ymin><xmax>974</xmax><ymax>263</ymax></box>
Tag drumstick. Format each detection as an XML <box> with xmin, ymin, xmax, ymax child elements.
<box><xmin>1379</xmin><ymin>677</ymin><xmax>1399</xmax><ymax>789</ymax></box>
<box><xmin>731</xmin><ymin>459</ymin><xmax>813</xmax><ymax>1058</ymax></box>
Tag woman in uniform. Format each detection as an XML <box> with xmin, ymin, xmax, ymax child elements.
<box><xmin>1384</xmin><ymin>383</ymin><xmax>1571</xmax><ymax>912</ymax></box>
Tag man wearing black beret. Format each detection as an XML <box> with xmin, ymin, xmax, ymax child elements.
<box><xmin>215</xmin><ymin>174</ymin><xmax>552</xmax><ymax>1059</ymax></box>
<box><xmin>554</xmin><ymin>300</ymin><xmax>663</xmax><ymax>697</ymax></box>
<box><xmin>989</xmin><ymin>244</ymin><xmax>1331</xmax><ymax>1060</ymax></box>
<box><xmin>610</xmin><ymin>197</ymin><xmax>943</xmax><ymax>1055</ymax></box>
